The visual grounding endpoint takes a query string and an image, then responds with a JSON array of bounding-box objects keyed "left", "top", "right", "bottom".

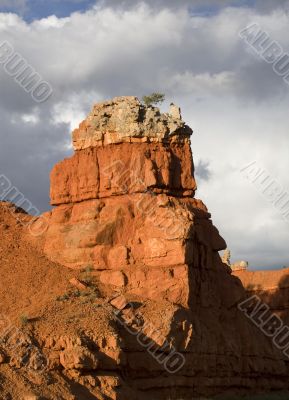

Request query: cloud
[
  {"left": 254, "top": 0, "right": 289, "bottom": 13},
  {"left": 195, "top": 160, "right": 211, "bottom": 182},
  {"left": 0, "top": 107, "right": 72, "bottom": 212},
  {"left": 98, "top": 0, "right": 289, "bottom": 15},
  {"left": 0, "top": 2, "right": 289, "bottom": 268}
]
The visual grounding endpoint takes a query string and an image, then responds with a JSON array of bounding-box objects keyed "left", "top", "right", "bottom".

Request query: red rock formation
[
  {"left": 44, "top": 96, "right": 225, "bottom": 308},
  {"left": 28, "top": 96, "right": 289, "bottom": 399},
  {"left": 50, "top": 142, "right": 196, "bottom": 205},
  {"left": 234, "top": 268, "right": 289, "bottom": 323}
]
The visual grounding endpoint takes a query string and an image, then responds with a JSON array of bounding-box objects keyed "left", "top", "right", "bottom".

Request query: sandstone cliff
[
  {"left": 234, "top": 268, "right": 289, "bottom": 325},
  {"left": 44, "top": 96, "right": 221, "bottom": 307},
  {"left": 1, "top": 97, "right": 289, "bottom": 400}
]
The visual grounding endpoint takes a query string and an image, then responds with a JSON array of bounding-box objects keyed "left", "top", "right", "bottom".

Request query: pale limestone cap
[{"left": 72, "top": 96, "right": 192, "bottom": 150}]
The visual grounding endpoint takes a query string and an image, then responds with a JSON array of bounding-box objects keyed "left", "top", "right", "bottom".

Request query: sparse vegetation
[
  {"left": 85, "top": 265, "right": 93, "bottom": 273},
  {"left": 82, "top": 275, "right": 92, "bottom": 284},
  {"left": 142, "top": 92, "right": 165, "bottom": 107},
  {"left": 79, "top": 265, "right": 95, "bottom": 286},
  {"left": 19, "top": 314, "right": 29, "bottom": 326},
  {"left": 56, "top": 284, "right": 99, "bottom": 304},
  {"left": 56, "top": 293, "right": 70, "bottom": 302}
]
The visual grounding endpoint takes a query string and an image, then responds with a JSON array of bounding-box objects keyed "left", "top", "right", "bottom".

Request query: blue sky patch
[{"left": 0, "top": 0, "right": 96, "bottom": 21}]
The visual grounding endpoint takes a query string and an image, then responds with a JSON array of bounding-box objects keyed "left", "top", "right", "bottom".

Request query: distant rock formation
[
  {"left": 233, "top": 267, "right": 289, "bottom": 322},
  {"left": 231, "top": 260, "right": 249, "bottom": 271},
  {"left": 222, "top": 248, "right": 248, "bottom": 271}
]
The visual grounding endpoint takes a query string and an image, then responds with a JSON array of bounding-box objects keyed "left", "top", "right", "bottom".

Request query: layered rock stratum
[{"left": 1, "top": 97, "right": 289, "bottom": 399}]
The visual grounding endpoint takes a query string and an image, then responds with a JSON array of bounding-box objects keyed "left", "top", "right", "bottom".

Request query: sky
[{"left": 0, "top": 0, "right": 289, "bottom": 269}]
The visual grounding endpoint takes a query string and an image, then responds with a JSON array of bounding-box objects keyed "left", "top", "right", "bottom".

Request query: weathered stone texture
[
  {"left": 72, "top": 96, "right": 192, "bottom": 150},
  {"left": 50, "top": 141, "right": 196, "bottom": 205},
  {"left": 32, "top": 97, "right": 289, "bottom": 399}
]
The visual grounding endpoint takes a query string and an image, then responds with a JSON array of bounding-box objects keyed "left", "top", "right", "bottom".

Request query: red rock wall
[
  {"left": 50, "top": 141, "right": 196, "bottom": 205},
  {"left": 47, "top": 130, "right": 204, "bottom": 308},
  {"left": 234, "top": 268, "right": 289, "bottom": 323},
  {"left": 44, "top": 190, "right": 226, "bottom": 308}
]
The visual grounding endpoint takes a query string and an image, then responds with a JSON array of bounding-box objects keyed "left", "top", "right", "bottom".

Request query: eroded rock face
[
  {"left": 43, "top": 96, "right": 224, "bottom": 308},
  {"left": 29, "top": 97, "right": 289, "bottom": 399},
  {"left": 50, "top": 141, "right": 196, "bottom": 205},
  {"left": 44, "top": 194, "right": 225, "bottom": 306}
]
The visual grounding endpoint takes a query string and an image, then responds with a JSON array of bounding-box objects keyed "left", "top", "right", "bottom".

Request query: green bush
[
  {"left": 20, "top": 314, "right": 29, "bottom": 325},
  {"left": 142, "top": 93, "right": 165, "bottom": 107}
]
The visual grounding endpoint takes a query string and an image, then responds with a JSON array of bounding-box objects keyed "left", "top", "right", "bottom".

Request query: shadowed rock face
[
  {"left": 234, "top": 268, "right": 289, "bottom": 324},
  {"left": 25, "top": 97, "right": 289, "bottom": 399}
]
